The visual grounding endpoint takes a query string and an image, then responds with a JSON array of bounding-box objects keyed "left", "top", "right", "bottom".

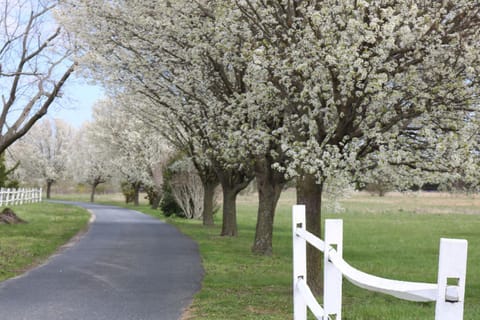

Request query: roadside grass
[
  {"left": 52, "top": 191, "right": 480, "bottom": 319},
  {"left": 51, "top": 192, "right": 129, "bottom": 204},
  {"left": 132, "top": 191, "right": 480, "bottom": 320},
  {"left": 0, "top": 202, "right": 90, "bottom": 282}
]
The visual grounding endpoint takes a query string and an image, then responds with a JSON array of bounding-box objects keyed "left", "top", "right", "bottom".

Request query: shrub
[
  {"left": 159, "top": 180, "right": 183, "bottom": 217},
  {"left": 120, "top": 181, "right": 136, "bottom": 203}
]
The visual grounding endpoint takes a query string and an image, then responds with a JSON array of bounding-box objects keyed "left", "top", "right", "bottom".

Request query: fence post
[
  {"left": 324, "top": 219, "right": 343, "bottom": 320},
  {"left": 293, "top": 205, "right": 307, "bottom": 320},
  {"left": 435, "top": 238, "right": 468, "bottom": 320},
  {"left": 4, "top": 188, "right": 7, "bottom": 205}
]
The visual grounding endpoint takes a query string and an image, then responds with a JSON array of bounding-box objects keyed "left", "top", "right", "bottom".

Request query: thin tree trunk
[
  {"left": 296, "top": 174, "right": 323, "bottom": 295},
  {"left": 90, "top": 182, "right": 98, "bottom": 203},
  {"left": 251, "top": 157, "right": 286, "bottom": 255},
  {"left": 192, "top": 160, "right": 219, "bottom": 227},
  {"left": 46, "top": 180, "right": 54, "bottom": 199},
  {"left": 133, "top": 182, "right": 141, "bottom": 206},
  {"left": 203, "top": 180, "right": 218, "bottom": 226},
  {"left": 221, "top": 187, "right": 238, "bottom": 236},
  {"left": 151, "top": 191, "right": 161, "bottom": 209},
  {"left": 216, "top": 166, "right": 253, "bottom": 237}
]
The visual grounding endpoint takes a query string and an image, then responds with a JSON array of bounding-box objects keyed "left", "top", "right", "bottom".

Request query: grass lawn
[
  {"left": 0, "top": 202, "right": 90, "bottom": 282},
  {"left": 131, "top": 190, "right": 480, "bottom": 320}
]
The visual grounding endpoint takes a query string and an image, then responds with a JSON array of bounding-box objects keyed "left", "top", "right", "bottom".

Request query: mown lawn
[
  {"left": 133, "top": 191, "right": 480, "bottom": 320},
  {"left": 0, "top": 202, "right": 90, "bottom": 282}
]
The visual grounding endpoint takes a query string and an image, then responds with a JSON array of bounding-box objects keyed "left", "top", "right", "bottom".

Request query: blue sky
[{"left": 48, "top": 76, "right": 105, "bottom": 128}]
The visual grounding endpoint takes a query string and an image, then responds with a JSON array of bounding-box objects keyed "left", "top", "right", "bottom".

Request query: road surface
[{"left": 0, "top": 202, "right": 203, "bottom": 320}]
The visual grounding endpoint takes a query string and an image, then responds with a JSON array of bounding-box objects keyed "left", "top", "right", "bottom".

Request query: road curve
[{"left": 0, "top": 202, "right": 203, "bottom": 320}]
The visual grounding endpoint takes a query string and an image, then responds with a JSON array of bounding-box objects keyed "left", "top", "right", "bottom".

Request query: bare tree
[
  {"left": 168, "top": 158, "right": 208, "bottom": 220},
  {"left": 0, "top": 0, "right": 75, "bottom": 153}
]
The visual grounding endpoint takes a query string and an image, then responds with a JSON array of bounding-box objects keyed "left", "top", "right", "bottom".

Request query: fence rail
[
  {"left": 0, "top": 188, "right": 43, "bottom": 206},
  {"left": 292, "top": 205, "right": 468, "bottom": 320}
]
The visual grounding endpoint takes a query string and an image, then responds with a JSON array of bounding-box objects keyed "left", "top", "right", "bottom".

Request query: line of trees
[{"left": 47, "top": 0, "right": 480, "bottom": 293}]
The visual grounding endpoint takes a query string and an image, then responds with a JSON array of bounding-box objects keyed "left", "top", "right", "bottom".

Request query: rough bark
[
  {"left": 251, "top": 157, "right": 286, "bottom": 255},
  {"left": 202, "top": 180, "right": 218, "bottom": 226},
  {"left": 221, "top": 187, "right": 238, "bottom": 236},
  {"left": 296, "top": 174, "right": 323, "bottom": 295}
]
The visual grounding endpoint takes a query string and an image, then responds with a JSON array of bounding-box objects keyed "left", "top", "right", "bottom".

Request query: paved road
[{"left": 0, "top": 202, "right": 203, "bottom": 320}]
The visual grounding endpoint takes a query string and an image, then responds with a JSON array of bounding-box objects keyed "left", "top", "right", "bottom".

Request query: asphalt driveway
[{"left": 0, "top": 202, "right": 203, "bottom": 320}]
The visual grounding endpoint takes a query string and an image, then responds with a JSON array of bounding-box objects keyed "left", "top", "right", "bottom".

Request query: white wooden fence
[
  {"left": 0, "top": 188, "right": 42, "bottom": 206},
  {"left": 293, "top": 205, "right": 468, "bottom": 320}
]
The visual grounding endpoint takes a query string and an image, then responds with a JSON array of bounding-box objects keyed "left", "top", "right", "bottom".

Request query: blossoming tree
[
  {"left": 68, "top": 123, "right": 113, "bottom": 203},
  {"left": 88, "top": 96, "right": 172, "bottom": 206},
  {"left": 226, "top": 0, "right": 480, "bottom": 291},
  {"left": 8, "top": 118, "right": 74, "bottom": 198}
]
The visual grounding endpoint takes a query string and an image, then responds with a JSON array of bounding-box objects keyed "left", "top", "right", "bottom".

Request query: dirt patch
[
  {"left": 0, "top": 208, "right": 27, "bottom": 224},
  {"left": 180, "top": 306, "right": 196, "bottom": 320}
]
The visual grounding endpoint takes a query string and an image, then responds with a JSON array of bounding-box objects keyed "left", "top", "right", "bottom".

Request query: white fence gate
[
  {"left": 292, "top": 205, "right": 468, "bottom": 320},
  {"left": 0, "top": 188, "right": 43, "bottom": 206}
]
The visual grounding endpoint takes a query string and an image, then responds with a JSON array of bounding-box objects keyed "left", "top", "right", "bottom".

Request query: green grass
[
  {"left": 0, "top": 202, "right": 90, "bottom": 282},
  {"left": 130, "top": 191, "right": 480, "bottom": 320},
  {"left": 51, "top": 192, "right": 128, "bottom": 204}
]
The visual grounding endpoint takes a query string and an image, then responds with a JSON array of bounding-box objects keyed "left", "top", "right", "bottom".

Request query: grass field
[
  {"left": 0, "top": 202, "right": 90, "bottom": 282},
  {"left": 130, "top": 190, "right": 480, "bottom": 320}
]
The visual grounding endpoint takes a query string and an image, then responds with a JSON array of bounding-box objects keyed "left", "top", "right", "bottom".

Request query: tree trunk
[
  {"left": 251, "top": 157, "right": 286, "bottom": 255},
  {"left": 203, "top": 180, "right": 218, "bottom": 226},
  {"left": 192, "top": 159, "right": 219, "bottom": 227},
  {"left": 216, "top": 166, "right": 253, "bottom": 237},
  {"left": 296, "top": 174, "right": 323, "bottom": 295},
  {"left": 133, "top": 182, "right": 141, "bottom": 206},
  {"left": 46, "top": 179, "right": 54, "bottom": 199},
  {"left": 90, "top": 182, "right": 99, "bottom": 203},
  {"left": 151, "top": 191, "right": 161, "bottom": 209},
  {"left": 221, "top": 187, "right": 238, "bottom": 236}
]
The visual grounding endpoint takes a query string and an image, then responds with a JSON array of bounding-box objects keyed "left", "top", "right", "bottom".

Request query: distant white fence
[
  {"left": 0, "top": 188, "right": 42, "bottom": 206},
  {"left": 292, "top": 205, "right": 468, "bottom": 320}
]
